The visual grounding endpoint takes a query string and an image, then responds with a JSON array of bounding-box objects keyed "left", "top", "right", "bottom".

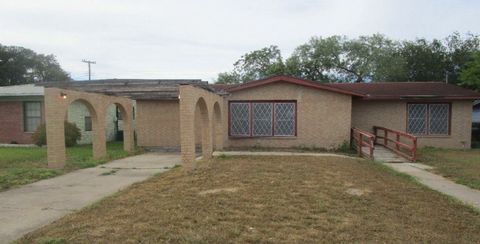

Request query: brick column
[
  {"left": 179, "top": 86, "right": 196, "bottom": 170},
  {"left": 213, "top": 103, "right": 224, "bottom": 151},
  {"left": 45, "top": 88, "right": 67, "bottom": 168},
  {"left": 202, "top": 107, "right": 212, "bottom": 160},
  {"left": 92, "top": 107, "right": 107, "bottom": 159},
  {"left": 123, "top": 103, "right": 135, "bottom": 152}
]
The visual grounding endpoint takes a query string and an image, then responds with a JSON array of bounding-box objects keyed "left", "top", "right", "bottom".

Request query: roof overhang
[
  {"left": 359, "top": 96, "right": 480, "bottom": 101},
  {"left": 225, "top": 75, "right": 365, "bottom": 97}
]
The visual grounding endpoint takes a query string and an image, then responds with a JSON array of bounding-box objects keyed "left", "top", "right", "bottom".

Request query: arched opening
[
  {"left": 194, "top": 97, "right": 210, "bottom": 159},
  {"left": 104, "top": 103, "right": 129, "bottom": 156},
  {"left": 212, "top": 102, "right": 223, "bottom": 150},
  {"left": 65, "top": 99, "right": 99, "bottom": 160}
]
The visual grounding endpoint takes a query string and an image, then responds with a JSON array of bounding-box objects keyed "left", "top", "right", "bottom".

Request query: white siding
[{"left": 67, "top": 101, "right": 117, "bottom": 144}]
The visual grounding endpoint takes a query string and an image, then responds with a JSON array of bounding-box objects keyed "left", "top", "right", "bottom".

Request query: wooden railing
[
  {"left": 351, "top": 127, "right": 375, "bottom": 160},
  {"left": 373, "top": 126, "right": 417, "bottom": 162}
]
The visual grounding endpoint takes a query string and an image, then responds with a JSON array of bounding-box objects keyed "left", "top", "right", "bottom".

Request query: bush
[{"left": 32, "top": 121, "right": 82, "bottom": 147}]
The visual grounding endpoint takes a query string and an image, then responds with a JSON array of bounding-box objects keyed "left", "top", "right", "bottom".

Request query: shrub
[
  {"left": 32, "top": 121, "right": 82, "bottom": 147},
  {"left": 336, "top": 140, "right": 355, "bottom": 154}
]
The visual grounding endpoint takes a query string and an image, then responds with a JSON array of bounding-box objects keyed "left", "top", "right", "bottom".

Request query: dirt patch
[
  {"left": 345, "top": 188, "right": 371, "bottom": 196},
  {"left": 198, "top": 187, "right": 239, "bottom": 195},
  {"left": 19, "top": 156, "right": 480, "bottom": 243}
]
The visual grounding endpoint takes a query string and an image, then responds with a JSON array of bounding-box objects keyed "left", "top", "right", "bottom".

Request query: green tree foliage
[
  {"left": 216, "top": 32, "right": 480, "bottom": 85},
  {"left": 0, "top": 44, "right": 70, "bottom": 86},
  {"left": 459, "top": 52, "right": 480, "bottom": 90},
  {"left": 337, "top": 34, "right": 406, "bottom": 82},
  {"left": 32, "top": 121, "right": 81, "bottom": 147},
  {"left": 285, "top": 36, "right": 341, "bottom": 82},
  {"left": 215, "top": 46, "right": 285, "bottom": 84}
]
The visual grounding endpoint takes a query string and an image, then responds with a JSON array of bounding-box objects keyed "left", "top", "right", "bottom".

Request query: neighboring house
[
  {"left": 473, "top": 100, "right": 480, "bottom": 124},
  {"left": 45, "top": 76, "right": 480, "bottom": 151},
  {"left": 0, "top": 84, "right": 120, "bottom": 144}
]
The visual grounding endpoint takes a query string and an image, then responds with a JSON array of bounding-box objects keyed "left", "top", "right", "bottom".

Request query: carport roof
[{"left": 38, "top": 79, "right": 213, "bottom": 100}]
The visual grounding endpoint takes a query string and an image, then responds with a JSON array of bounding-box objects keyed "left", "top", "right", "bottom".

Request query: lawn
[
  {"left": 0, "top": 141, "right": 139, "bottom": 191},
  {"left": 417, "top": 147, "right": 480, "bottom": 190},
  {"left": 19, "top": 156, "right": 480, "bottom": 243}
]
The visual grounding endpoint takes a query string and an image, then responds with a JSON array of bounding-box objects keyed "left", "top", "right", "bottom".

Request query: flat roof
[
  {"left": 0, "top": 84, "right": 44, "bottom": 97},
  {"left": 38, "top": 79, "right": 211, "bottom": 100}
]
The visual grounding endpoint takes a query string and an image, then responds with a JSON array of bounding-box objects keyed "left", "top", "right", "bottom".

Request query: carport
[{"left": 41, "top": 79, "right": 223, "bottom": 170}]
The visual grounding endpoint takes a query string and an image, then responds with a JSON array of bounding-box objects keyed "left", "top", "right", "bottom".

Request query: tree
[
  {"left": 216, "top": 32, "right": 480, "bottom": 84},
  {"left": 214, "top": 46, "right": 285, "bottom": 84},
  {"left": 285, "top": 36, "right": 342, "bottom": 82},
  {"left": 0, "top": 44, "right": 70, "bottom": 86},
  {"left": 338, "top": 34, "right": 407, "bottom": 82},
  {"left": 400, "top": 33, "right": 480, "bottom": 83},
  {"left": 444, "top": 32, "right": 480, "bottom": 84},
  {"left": 215, "top": 71, "right": 242, "bottom": 84},
  {"left": 459, "top": 52, "right": 480, "bottom": 91}
]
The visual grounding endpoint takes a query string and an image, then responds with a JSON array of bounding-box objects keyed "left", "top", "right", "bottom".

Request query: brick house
[
  {"left": 36, "top": 76, "right": 480, "bottom": 168},
  {"left": 43, "top": 76, "right": 479, "bottom": 149},
  {"left": 0, "top": 84, "right": 119, "bottom": 144}
]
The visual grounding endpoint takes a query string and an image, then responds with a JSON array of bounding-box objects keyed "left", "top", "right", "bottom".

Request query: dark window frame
[
  {"left": 228, "top": 100, "right": 297, "bottom": 138},
  {"left": 406, "top": 102, "right": 451, "bottom": 136},
  {"left": 23, "top": 101, "right": 42, "bottom": 133},
  {"left": 84, "top": 116, "right": 92, "bottom": 131}
]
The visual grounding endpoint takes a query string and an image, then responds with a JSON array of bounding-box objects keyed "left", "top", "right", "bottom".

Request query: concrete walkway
[
  {"left": 213, "top": 151, "right": 357, "bottom": 159},
  {"left": 0, "top": 153, "right": 180, "bottom": 243},
  {"left": 385, "top": 162, "right": 480, "bottom": 210}
]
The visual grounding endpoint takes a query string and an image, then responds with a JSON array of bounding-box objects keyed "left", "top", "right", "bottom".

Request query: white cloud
[{"left": 1, "top": 0, "right": 479, "bottom": 81}]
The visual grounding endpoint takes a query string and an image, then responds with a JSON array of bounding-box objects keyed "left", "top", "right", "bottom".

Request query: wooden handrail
[
  {"left": 351, "top": 127, "right": 375, "bottom": 160},
  {"left": 373, "top": 126, "right": 417, "bottom": 161}
]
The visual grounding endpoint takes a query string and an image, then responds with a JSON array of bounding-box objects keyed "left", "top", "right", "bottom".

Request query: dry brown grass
[
  {"left": 418, "top": 148, "right": 480, "bottom": 190},
  {"left": 19, "top": 156, "right": 480, "bottom": 243}
]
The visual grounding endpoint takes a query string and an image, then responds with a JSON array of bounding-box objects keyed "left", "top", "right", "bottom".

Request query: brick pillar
[
  {"left": 179, "top": 86, "right": 196, "bottom": 170},
  {"left": 201, "top": 107, "right": 212, "bottom": 160},
  {"left": 123, "top": 103, "right": 135, "bottom": 153},
  {"left": 92, "top": 109, "right": 107, "bottom": 159},
  {"left": 213, "top": 103, "right": 223, "bottom": 151},
  {"left": 45, "top": 88, "right": 67, "bottom": 168}
]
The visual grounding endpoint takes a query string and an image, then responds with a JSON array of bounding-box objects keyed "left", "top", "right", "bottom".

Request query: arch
[
  {"left": 65, "top": 98, "right": 106, "bottom": 161},
  {"left": 45, "top": 87, "right": 134, "bottom": 168},
  {"left": 179, "top": 85, "right": 223, "bottom": 170},
  {"left": 104, "top": 102, "right": 134, "bottom": 152},
  {"left": 212, "top": 102, "right": 223, "bottom": 150},
  {"left": 194, "top": 97, "right": 211, "bottom": 159}
]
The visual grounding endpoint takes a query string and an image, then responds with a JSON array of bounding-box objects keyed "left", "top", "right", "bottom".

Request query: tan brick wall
[
  {"left": 224, "top": 82, "right": 352, "bottom": 149},
  {"left": 351, "top": 99, "right": 473, "bottom": 149},
  {"left": 179, "top": 85, "right": 224, "bottom": 169},
  {"left": 136, "top": 100, "right": 180, "bottom": 148}
]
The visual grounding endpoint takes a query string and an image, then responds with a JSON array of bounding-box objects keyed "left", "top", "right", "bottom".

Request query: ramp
[
  {"left": 352, "top": 126, "right": 418, "bottom": 163},
  {"left": 370, "top": 145, "right": 409, "bottom": 163}
]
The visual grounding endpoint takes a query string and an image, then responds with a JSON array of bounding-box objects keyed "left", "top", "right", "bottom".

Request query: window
[
  {"left": 407, "top": 103, "right": 450, "bottom": 135},
  {"left": 229, "top": 101, "right": 296, "bottom": 137},
  {"left": 274, "top": 103, "right": 296, "bottom": 136},
  {"left": 230, "top": 103, "right": 250, "bottom": 136},
  {"left": 253, "top": 103, "right": 272, "bottom": 136},
  {"left": 85, "top": 116, "right": 92, "bottom": 131},
  {"left": 116, "top": 107, "right": 123, "bottom": 120},
  {"left": 24, "top": 102, "right": 42, "bottom": 132}
]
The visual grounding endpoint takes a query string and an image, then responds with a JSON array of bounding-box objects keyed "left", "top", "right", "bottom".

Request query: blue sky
[{"left": 1, "top": 0, "right": 479, "bottom": 82}]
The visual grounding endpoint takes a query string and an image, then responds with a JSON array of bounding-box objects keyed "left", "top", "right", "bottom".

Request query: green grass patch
[
  {"left": 0, "top": 141, "right": 141, "bottom": 190},
  {"left": 417, "top": 147, "right": 480, "bottom": 190}
]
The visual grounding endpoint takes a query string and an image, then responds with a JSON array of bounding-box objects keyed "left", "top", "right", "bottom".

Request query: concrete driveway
[{"left": 0, "top": 153, "right": 180, "bottom": 243}]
